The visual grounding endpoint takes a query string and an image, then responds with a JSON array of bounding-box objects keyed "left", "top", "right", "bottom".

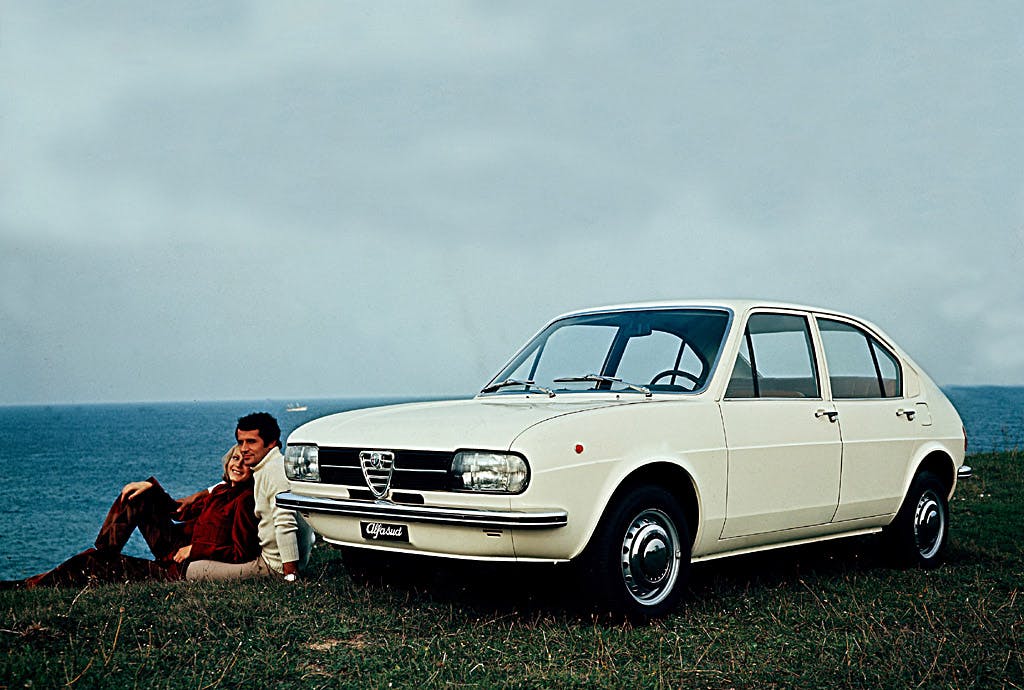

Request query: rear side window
[
  {"left": 818, "top": 318, "right": 902, "bottom": 398},
  {"left": 725, "top": 313, "right": 820, "bottom": 399}
]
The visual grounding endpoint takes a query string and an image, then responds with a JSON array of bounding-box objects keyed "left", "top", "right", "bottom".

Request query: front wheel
[
  {"left": 885, "top": 471, "right": 950, "bottom": 568},
  {"left": 581, "top": 485, "right": 691, "bottom": 619}
]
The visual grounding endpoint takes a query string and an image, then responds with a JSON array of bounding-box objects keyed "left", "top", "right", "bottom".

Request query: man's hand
[
  {"left": 120, "top": 480, "right": 153, "bottom": 502},
  {"left": 174, "top": 488, "right": 210, "bottom": 518},
  {"left": 172, "top": 545, "right": 192, "bottom": 563}
]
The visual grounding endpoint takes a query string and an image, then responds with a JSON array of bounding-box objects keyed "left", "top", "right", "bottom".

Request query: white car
[{"left": 278, "top": 300, "right": 970, "bottom": 617}]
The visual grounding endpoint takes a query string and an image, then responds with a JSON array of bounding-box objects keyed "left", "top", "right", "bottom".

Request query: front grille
[{"left": 318, "top": 447, "right": 453, "bottom": 492}]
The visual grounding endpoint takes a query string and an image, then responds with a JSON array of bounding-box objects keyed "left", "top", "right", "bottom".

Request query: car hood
[{"left": 286, "top": 397, "right": 633, "bottom": 451}]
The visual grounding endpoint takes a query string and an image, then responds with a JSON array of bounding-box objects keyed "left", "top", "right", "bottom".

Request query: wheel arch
[
  {"left": 600, "top": 461, "right": 700, "bottom": 549},
  {"left": 910, "top": 448, "right": 957, "bottom": 499}
]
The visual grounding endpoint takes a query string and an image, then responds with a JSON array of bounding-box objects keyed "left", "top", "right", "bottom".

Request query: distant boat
[{"left": 285, "top": 403, "right": 308, "bottom": 412}]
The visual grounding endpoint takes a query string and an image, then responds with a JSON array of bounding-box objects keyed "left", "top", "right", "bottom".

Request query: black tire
[
  {"left": 885, "top": 470, "right": 950, "bottom": 569},
  {"left": 581, "top": 485, "right": 691, "bottom": 619}
]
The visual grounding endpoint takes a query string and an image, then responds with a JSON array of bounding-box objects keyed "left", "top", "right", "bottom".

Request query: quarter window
[
  {"left": 818, "top": 318, "right": 902, "bottom": 398},
  {"left": 725, "top": 314, "right": 820, "bottom": 398}
]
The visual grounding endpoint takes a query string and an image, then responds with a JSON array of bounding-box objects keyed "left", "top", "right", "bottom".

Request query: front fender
[{"left": 508, "top": 400, "right": 727, "bottom": 561}]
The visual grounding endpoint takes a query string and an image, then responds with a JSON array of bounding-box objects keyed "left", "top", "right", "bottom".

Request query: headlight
[
  {"left": 284, "top": 444, "right": 319, "bottom": 481},
  {"left": 451, "top": 451, "right": 529, "bottom": 494}
]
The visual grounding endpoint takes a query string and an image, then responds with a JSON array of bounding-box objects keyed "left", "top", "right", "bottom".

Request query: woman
[{"left": 20, "top": 446, "right": 259, "bottom": 587}]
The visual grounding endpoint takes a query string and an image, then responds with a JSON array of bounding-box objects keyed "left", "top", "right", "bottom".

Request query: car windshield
[{"left": 483, "top": 308, "right": 731, "bottom": 396}]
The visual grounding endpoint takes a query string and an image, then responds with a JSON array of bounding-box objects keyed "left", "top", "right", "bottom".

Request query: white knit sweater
[{"left": 252, "top": 447, "right": 312, "bottom": 573}]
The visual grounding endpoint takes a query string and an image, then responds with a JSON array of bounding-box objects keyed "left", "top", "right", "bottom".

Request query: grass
[{"left": 2, "top": 451, "right": 1021, "bottom": 689}]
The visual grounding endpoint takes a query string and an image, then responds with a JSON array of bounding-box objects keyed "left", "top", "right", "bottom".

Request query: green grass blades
[{"left": 2, "top": 450, "right": 1021, "bottom": 689}]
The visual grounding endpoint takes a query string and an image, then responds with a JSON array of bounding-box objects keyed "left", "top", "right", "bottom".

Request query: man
[{"left": 186, "top": 412, "right": 312, "bottom": 581}]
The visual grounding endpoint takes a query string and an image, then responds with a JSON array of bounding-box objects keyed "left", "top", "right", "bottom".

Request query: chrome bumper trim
[
  {"left": 276, "top": 492, "right": 568, "bottom": 529},
  {"left": 957, "top": 465, "right": 973, "bottom": 480}
]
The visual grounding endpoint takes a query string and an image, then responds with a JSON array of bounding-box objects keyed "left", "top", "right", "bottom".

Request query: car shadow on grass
[
  {"left": 686, "top": 534, "right": 891, "bottom": 596},
  {"left": 308, "top": 533, "right": 987, "bottom": 623},
  {"left": 311, "top": 545, "right": 585, "bottom": 618}
]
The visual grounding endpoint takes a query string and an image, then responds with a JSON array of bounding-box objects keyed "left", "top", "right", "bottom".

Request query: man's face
[{"left": 236, "top": 428, "right": 273, "bottom": 467}]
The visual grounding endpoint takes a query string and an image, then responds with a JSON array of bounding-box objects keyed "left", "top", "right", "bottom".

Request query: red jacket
[{"left": 184, "top": 481, "right": 259, "bottom": 563}]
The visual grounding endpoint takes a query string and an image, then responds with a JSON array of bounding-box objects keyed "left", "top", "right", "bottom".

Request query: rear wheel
[
  {"left": 582, "top": 485, "right": 690, "bottom": 619},
  {"left": 885, "top": 471, "right": 949, "bottom": 568}
]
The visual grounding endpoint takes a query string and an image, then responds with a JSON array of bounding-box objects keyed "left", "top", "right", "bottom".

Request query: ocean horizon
[{"left": 0, "top": 387, "right": 1020, "bottom": 581}]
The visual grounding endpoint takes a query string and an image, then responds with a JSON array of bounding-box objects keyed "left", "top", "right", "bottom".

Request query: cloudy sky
[{"left": 2, "top": 2, "right": 1022, "bottom": 405}]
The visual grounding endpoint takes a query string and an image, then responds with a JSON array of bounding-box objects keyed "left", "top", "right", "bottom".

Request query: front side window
[
  {"left": 725, "top": 313, "right": 820, "bottom": 398},
  {"left": 484, "top": 309, "right": 731, "bottom": 395},
  {"left": 818, "top": 318, "right": 902, "bottom": 398}
]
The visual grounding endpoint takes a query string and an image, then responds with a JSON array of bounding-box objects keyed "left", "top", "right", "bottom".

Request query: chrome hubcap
[
  {"left": 914, "top": 489, "right": 945, "bottom": 559},
  {"left": 620, "top": 509, "right": 680, "bottom": 605}
]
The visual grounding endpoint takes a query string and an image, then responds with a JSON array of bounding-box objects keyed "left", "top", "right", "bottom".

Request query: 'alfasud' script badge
[{"left": 360, "top": 521, "right": 409, "bottom": 542}]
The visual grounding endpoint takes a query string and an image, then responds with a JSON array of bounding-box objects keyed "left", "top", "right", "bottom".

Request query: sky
[{"left": 2, "top": 2, "right": 1022, "bottom": 405}]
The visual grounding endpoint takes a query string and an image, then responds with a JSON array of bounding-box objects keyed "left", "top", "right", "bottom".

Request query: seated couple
[{"left": 19, "top": 412, "right": 312, "bottom": 588}]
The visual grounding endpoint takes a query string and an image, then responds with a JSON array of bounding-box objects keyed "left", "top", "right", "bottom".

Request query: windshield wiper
[
  {"left": 553, "top": 374, "right": 651, "bottom": 397},
  {"left": 480, "top": 378, "right": 556, "bottom": 397}
]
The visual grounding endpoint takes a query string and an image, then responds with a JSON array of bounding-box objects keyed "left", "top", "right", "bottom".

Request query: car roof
[{"left": 556, "top": 299, "right": 858, "bottom": 320}]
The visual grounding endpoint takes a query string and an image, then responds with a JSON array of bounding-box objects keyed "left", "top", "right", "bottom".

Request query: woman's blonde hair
[{"left": 220, "top": 444, "right": 246, "bottom": 484}]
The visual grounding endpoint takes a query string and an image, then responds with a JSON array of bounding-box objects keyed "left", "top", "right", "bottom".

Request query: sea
[{"left": 0, "top": 387, "right": 1020, "bottom": 581}]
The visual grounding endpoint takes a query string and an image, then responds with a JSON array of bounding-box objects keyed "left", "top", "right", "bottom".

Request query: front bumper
[
  {"left": 958, "top": 465, "right": 973, "bottom": 480},
  {"left": 276, "top": 492, "right": 568, "bottom": 529}
]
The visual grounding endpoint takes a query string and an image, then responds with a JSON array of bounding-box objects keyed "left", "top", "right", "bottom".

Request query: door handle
[
  {"left": 896, "top": 408, "right": 916, "bottom": 421},
  {"left": 815, "top": 408, "right": 839, "bottom": 422}
]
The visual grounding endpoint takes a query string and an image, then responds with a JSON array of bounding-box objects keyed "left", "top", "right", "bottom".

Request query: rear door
[{"left": 815, "top": 316, "right": 918, "bottom": 521}]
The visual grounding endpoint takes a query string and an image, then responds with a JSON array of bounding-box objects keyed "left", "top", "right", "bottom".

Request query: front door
[{"left": 720, "top": 312, "right": 842, "bottom": 539}]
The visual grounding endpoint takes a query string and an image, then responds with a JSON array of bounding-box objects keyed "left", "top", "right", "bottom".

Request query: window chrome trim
[{"left": 276, "top": 492, "right": 568, "bottom": 529}]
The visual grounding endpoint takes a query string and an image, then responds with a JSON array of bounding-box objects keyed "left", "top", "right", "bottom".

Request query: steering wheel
[{"left": 648, "top": 369, "right": 701, "bottom": 389}]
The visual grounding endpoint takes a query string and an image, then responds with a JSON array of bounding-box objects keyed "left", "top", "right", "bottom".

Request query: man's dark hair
[{"left": 237, "top": 411, "right": 281, "bottom": 448}]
